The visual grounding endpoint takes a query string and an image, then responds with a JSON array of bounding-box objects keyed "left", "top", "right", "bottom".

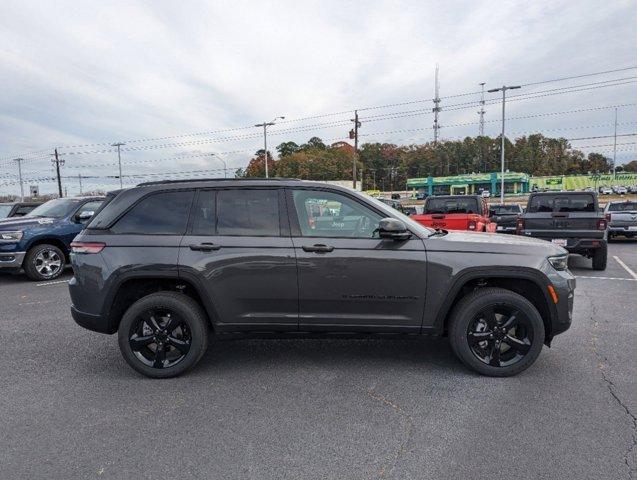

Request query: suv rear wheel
[
  {"left": 24, "top": 244, "right": 65, "bottom": 281},
  {"left": 448, "top": 287, "right": 545, "bottom": 377},
  {"left": 117, "top": 292, "right": 209, "bottom": 378}
]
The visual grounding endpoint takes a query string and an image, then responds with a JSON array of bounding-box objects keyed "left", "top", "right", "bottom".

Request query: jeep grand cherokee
[{"left": 69, "top": 179, "right": 575, "bottom": 378}]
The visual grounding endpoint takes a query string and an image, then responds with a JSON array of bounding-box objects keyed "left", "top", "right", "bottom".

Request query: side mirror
[
  {"left": 378, "top": 218, "right": 411, "bottom": 241},
  {"left": 76, "top": 211, "right": 94, "bottom": 222}
]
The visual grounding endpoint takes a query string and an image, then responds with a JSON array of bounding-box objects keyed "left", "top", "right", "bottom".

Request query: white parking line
[
  {"left": 613, "top": 255, "right": 637, "bottom": 280},
  {"left": 36, "top": 279, "right": 70, "bottom": 287},
  {"left": 576, "top": 275, "right": 637, "bottom": 282}
]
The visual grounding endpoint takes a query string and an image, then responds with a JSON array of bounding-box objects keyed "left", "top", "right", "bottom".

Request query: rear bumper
[
  {"left": 0, "top": 251, "right": 25, "bottom": 269},
  {"left": 609, "top": 225, "right": 637, "bottom": 235},
  {"left": 71, "top": 305, "right": 113, "bottom": 334}
]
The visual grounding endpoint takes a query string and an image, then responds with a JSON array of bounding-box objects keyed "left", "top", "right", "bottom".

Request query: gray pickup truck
[
  {"left": 518, "top": 192, "right": 608, "bottom": 270},
  {"left": 604, "top": 200, "right": 637, "bottom": 239}
]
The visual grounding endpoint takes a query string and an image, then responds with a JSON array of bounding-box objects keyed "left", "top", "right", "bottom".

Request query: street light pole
[
  {"left": 488, "top": 85, "right": 521, "bottom": 203},
  {"left": 211, "top": 153, "right": 228, "bottom": 178},
  {"left": 111, "top": 142, "right": 125, "bottom": 188},
  {"left": 255, "top": 117, "right": 285, "bottom": 178},
  {"left": 14, "top": 158, "right": 24, "bottom": 201},
  {"left": 612, "top": 107, "right": 618, "bottom": 177}
]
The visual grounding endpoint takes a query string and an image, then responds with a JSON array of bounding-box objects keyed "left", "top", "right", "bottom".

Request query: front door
[
  {"left": 178, "top": 188, "right": 298, "bottom": 332},
  {"left": 288, "top": 188, "right": 428, "bottom": 332}
]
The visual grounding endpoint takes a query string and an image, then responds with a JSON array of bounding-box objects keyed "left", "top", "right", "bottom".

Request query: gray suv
[{"left": 69, "top": 179, "right": 575, "bottom": 378}]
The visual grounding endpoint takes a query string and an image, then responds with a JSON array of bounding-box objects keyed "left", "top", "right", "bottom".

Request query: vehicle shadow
[{"left": 195, "top": 336, "right": 463, "bottom": 376}]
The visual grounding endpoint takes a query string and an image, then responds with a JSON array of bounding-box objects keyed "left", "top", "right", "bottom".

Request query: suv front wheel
[
  {"left": 448, "top": 287, "right": 545, "bottom": 377},
  {"left": 117, "top": 292, "right": 209, "bottom": 378}
]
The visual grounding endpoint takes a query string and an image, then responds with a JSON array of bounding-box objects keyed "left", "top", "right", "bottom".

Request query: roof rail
[{"left": 136, "top": 178, "right": 301, "bottom": 187}]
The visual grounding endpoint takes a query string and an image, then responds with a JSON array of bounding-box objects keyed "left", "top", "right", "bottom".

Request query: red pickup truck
[{"left": 411, "top": 195, "right": 497, "bottom": 232}]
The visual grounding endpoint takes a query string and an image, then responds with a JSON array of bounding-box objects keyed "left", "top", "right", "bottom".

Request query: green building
[{"left": 407, "top": 172, "right": 530, "bottom": 196}]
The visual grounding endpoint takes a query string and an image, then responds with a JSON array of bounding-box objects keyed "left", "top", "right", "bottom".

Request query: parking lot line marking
[
  {"left": 613, "top": 255, "right": 637, "bottom": 280},
  {"left": 36, "top": 279, "right": 70, "bottom": 287},
  {"left": 576, "top": 275, "right": 637, "bottom": 282}
]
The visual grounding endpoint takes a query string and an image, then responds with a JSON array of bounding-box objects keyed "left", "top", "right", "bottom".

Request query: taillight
[
  {"left": 468, "top": 220, "right": 477, "bottom": 230},
  {"left": 71, "top": 242, "right": 106, "bottom": 254},
  {"left": 516, "top": 217, "right": 524, "bottom": 233},
  {"left": 605, "top": 213, "right": 611, "bottom": 222},
  {"left": 596, "top": 219, "right": 607, "bottom": 231}
]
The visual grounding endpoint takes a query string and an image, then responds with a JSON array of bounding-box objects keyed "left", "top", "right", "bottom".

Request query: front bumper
[
  {"left": 548, "top": 270, "right": 576, "bottom": 339},
  {"left": 0, "top": 251, "right": 26, "bottom": 269}
]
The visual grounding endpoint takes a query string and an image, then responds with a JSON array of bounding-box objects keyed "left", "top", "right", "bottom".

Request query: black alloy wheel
[
  {"left": 467, "top": 305, "right": 532, "bottom": 368},
  {"left": 129, "top": 308, "right": 192, "bottom": 369},
  {"left": 118, "top": 292, "right": 209, "bottom": 378},
  {"left": 448, "top": 287, "right": 545, "bottom": 377}
]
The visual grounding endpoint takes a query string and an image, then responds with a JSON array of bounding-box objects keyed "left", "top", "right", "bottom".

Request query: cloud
[{"left": 0, "top": 0, "right": 635, "bottom": 195}]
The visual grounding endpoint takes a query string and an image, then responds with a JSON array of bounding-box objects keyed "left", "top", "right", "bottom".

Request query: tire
[
  {"left": 592, "top": 242, "right": 607, "bottom": 271},
  {"left": 448, "top": 287, "right": 545, "bottom": 377},
  {"left": 24, "top": 244, "right": 65, "bottom": 281},
  {"left": 117, "top": 292, "right": 209, "bottom": 378}
]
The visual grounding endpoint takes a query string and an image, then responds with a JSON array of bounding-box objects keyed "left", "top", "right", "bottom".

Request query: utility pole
[
  {"left": 51, "top": 148, "right": 64, "bottom": 197},
  {"left": 488, "top": 85, "right": 521, "bottom": 203},
  {"left": 111, "top": 142, "right": 125, "bottom": 188},
  {"left": 432, "top": 64, "right": 441, "bottom": 145},
  {"left": 255, "top": 117, "right": 285, "bottom": 178},
  {"left": 612, "top": 107, "right": 618, "bottom": 177},
  {"left": 210, "top": 153, "right": 228, "bottom": 178},
  {"left": 78, "top": 173, "right": 83, "bottom": 195},
  {"left": 14, "top": 158, "right": 24, "bottom": 201},
  {"left": 478, "top": 82, "right": 486, "bottom": 136},
  {"left": 350, "top": 110, "right": 361, "bottom": 189}
]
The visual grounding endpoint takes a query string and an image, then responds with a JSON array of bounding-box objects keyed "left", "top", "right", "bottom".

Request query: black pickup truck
[{"left": 517, "top": 192, "right": 608, "bottom": 270}]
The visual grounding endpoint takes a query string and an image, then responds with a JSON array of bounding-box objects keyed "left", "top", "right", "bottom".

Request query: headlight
[
  {"left": 0, "top": 231, "right": 23, "bottom": 242},
  {"left": 548, "top": 255, "right": 568, "bottom": 271}
]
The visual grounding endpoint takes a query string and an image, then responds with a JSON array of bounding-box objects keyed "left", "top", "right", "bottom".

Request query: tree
[
  {"left": 276, "top": 141, "right": 299, "bottom": 158},
  {"left": 245, "top": 149, "right": 275, "bottom": 177},
  {"left": 300, "top": 137, "right": 327, "bottom": 151},
  {"left": 622, "top": 160, "right": 637, "bottom": 172}
]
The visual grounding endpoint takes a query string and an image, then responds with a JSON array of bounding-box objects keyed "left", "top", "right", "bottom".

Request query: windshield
[
  {"left": 0, "top": 205, "right": 12, "bottom": 218},
  {"left": 491, "top": 205, "right": 521, "bottom": 215},
  {"left": 25, "top": 198, "right": 81, "bottom": 218},
  {"left": 608, "top": 202, "right": 637, "bottom": 212},
  {"left": 425, "top": 197, "right": 479, "bottom": 214},
  {"left": 363, "top": 194, "right": 434, "bottom": 236}
]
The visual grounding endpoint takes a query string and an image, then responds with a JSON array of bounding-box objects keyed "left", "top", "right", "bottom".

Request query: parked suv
[
  {"left": 70, "top": 179, "right": 575, "bottom": 378},
  {"left": 0, "top": 196, "right": 104, "bottom": 280},
  {"left": 604, "top": 200, "right": 637, "bottom": 239}
]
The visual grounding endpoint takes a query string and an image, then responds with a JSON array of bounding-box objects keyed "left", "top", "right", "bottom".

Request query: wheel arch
[
  {"left": 25, "top": 237, "right": 70, "bottom": 263},
  {"left": 434, "top": 267, "right": 557, "bottom": 344},
  {"left": 103, "top": 271, "right": 217, "bottom": 333}
]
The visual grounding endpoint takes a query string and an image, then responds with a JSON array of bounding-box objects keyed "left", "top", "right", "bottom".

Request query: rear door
[
  {"left": 178, "top": 188, "right": 298, "bottom": 331},
  {"left": 288, "top": 187, "right": 427, "bottom": 332}
]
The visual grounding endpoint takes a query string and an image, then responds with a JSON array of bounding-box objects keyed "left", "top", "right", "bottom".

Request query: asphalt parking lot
[{"left": 1, "top": 241, "right": 636, "bottom": 480}]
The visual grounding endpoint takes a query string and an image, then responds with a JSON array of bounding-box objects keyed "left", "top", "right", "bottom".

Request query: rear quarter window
[{"left": 111, "top": 191, "right": 194, "bottom": 234}]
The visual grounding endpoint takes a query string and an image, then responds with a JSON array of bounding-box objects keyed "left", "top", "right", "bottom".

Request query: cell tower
[
  {"left": 432, "top": 64, "right": 441, "bottom": 144},
  {"left": 478, "top": 82, "right": 486, "bottom": 136}
]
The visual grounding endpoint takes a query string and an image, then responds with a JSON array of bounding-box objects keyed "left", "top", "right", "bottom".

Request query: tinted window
[
  {"left": 191, "top": 190, "right": 216, "bottom": 236},
  {"left": 14, "top": 205, "right": 37, "bottom": 216},
  {"left": 217, "top": 189, "right": 280, "bottom": 236},
  {"left": 424, "top": 197, "right": 479, "bottom": 214},
  {"left": 292, "top": 190, "right": 381, "bottom": 238},
  {"left": 608, "top": 202, "right": 637, "bottom": 212},
  {"left": 528, "top": 194, "right": 595, "bottom": 213},
  {"left": 491, "top": 205, "right": 521, "bottom": 215},
  {"left": 112, "top": 191, "right": 193, "bottom": 234}
]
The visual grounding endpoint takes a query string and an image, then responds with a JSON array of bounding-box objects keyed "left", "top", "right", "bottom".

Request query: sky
[{"left": 0, "top": 0, "right": 636, "bottom": 196}]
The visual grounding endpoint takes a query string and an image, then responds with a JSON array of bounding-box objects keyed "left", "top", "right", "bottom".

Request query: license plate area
[{"left": 551, "top": 238, "right": 568, "bottom": 246}]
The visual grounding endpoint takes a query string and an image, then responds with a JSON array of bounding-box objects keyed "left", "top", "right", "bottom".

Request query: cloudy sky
[{"left": 1, "top": 0, "right": 636, "bottom": 196}]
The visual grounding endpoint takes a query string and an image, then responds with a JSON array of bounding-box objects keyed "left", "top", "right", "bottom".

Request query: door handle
[
  {"left": 189, "top": 242, "right": 222, "bottom": 252},
  {"left": 302, "top": 244, "right": 335, "bottom": 253}
]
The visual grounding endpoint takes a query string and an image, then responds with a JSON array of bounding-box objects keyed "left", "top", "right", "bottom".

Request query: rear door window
[
  {"left": 216, "top": 189, "right": 280, "bottom": 236},
  {"left": 112, "top": 191, "right": 194, "bottom": 234},
  {"left": 424, "top": 198, "right": 479, "bottom": 214}
]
